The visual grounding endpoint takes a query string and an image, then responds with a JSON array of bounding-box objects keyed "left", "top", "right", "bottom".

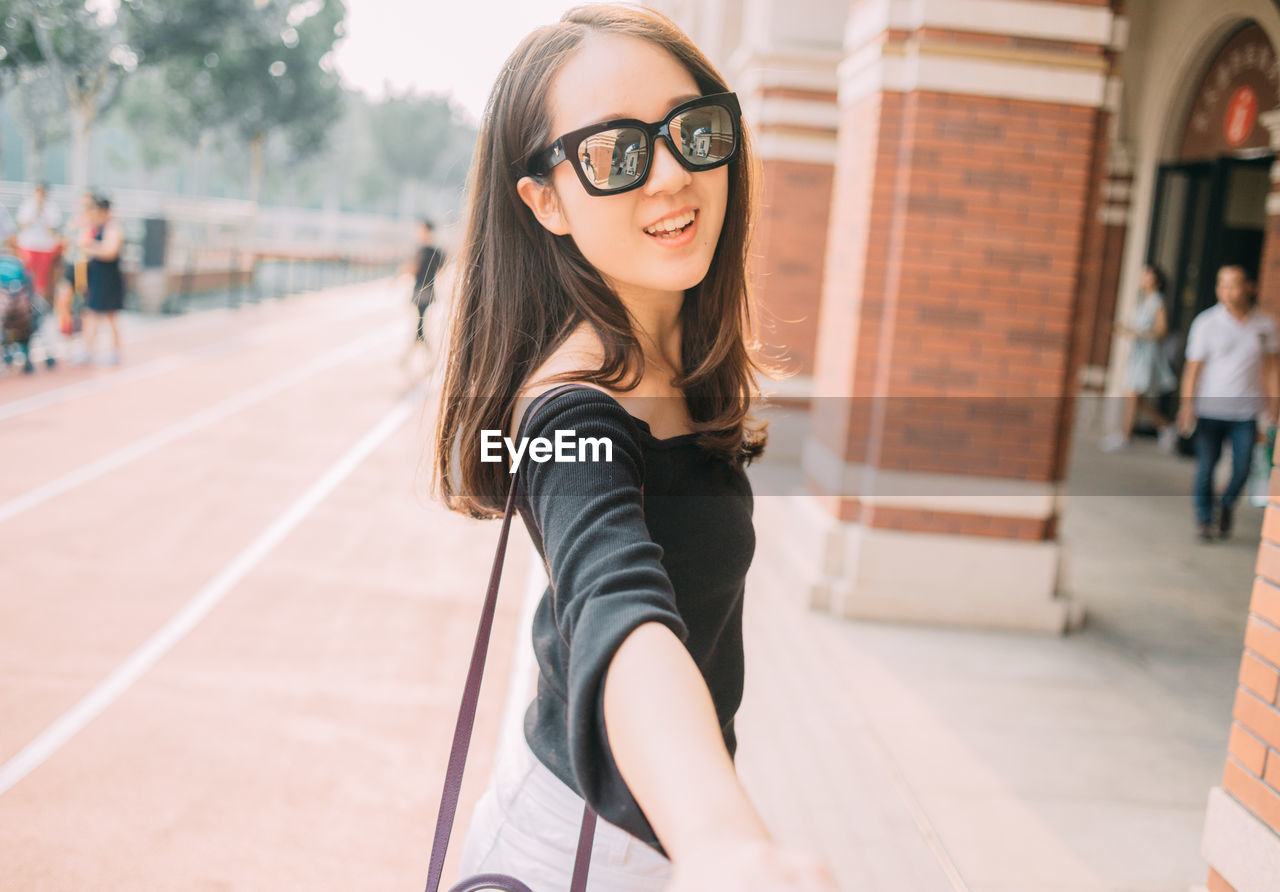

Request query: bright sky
[{"left": 331, "top": 0, "right": 609, "bottom": 124}]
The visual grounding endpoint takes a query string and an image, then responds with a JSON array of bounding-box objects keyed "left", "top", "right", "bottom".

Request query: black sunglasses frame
[{"left": 522, "top": 92, "right": 742, "bottom": 196}]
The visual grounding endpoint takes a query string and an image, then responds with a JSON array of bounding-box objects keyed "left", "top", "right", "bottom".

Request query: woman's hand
[{"left": 667, "top": 838, "right": 838, "bottom": 892}]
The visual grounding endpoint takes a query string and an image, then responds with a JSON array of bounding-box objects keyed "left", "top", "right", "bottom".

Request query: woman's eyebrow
[{"left": 589, "top": 93, "right": 704, "bottom": 123}]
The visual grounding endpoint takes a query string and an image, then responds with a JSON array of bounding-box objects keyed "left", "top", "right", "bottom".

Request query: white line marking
[
  {"left": 0, "top": 386, "right": 422, "bottom": 796},
  {"left": 0, "top": 355, "right": 189, "bottom": 422},
  {"left": 0, "top": 287, "right": 398, "bottom": 423},
  {"left": 0, "top": 325, "right": 399, "bottom": 526}
]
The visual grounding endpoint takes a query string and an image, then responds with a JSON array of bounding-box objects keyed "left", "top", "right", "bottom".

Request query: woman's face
[
  {"left": 1141, "top": 268, "right": 1157, "bottom": 293},
  {"left": 517, "top": 32, "right": 729, "bottom": 305}
]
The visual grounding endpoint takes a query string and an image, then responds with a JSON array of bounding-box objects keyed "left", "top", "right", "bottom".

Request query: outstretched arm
[{"left": 605, "top": 623, "right": 836, "bottom": 890}]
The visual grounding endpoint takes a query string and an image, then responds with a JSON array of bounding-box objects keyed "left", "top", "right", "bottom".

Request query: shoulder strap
[{"left": 425, "top": 383, "right": 598, "bottom": 892}]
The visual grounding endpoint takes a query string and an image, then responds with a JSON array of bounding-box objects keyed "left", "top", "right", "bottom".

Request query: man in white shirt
[
  {"left": 1178, "top": 266, "right": 1280, "bottom": 540},
  {"left": 16, "top": 183, "right": 63, "bottom": 301}
]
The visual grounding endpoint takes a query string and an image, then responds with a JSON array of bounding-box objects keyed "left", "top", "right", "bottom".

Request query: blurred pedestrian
[
  {"left": 1178, "top": 265, "right": 1280, "bottom": 541},
  {"left": 398, "top": 218, "right": 445, "bottom": 366},
  {"left": 1101, "top": 264, "right": 1178, "bottom": 452},
  {"left": 56, "top": 190, "right": 95, "bottom": 358},
  {"left": 76, "top": 195, "right": 125, "bottom": 366},
  {"left": 433, "top": 6, "right": 836, "bottom": 892},
  {"left": 0, "top": 204, "right": 17, "bottom": 255},
  {"left": 15, "top": 183, "right": 62, "bottom": 302}
]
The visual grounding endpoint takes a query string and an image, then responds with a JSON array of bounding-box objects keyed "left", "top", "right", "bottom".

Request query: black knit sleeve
[{"left": 517, "top": 389, "right": 690, "bottom": 815}]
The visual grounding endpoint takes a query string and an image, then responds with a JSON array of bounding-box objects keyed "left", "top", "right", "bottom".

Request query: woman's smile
[{"left": 642, "top": 208, "right": 699, "bottom": 247}]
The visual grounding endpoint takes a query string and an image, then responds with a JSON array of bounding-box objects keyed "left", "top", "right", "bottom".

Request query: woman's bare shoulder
[{"left": 510, "top": 325, "right": 614, "bottom": 436}]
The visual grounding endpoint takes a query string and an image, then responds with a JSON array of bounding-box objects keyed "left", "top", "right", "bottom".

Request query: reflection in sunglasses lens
[
  {"left": 579, "top": 127, "right": 647, "bottom": 189},
  {"left": 672, "top": 105, "right": 734, "bottom": 165}
]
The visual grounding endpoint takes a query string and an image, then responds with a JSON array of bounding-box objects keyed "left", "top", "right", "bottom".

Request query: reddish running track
[{"left": 0, "top": 282, "right": 528, "bottom": 890}]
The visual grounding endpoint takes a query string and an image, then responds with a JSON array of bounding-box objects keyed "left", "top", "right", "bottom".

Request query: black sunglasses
[{"left": 522, "top": 92, "right": 742, "bottom": 196}]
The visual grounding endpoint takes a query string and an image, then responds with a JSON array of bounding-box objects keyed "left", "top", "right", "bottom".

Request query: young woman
[
  {"left": 434, "top": 6, "right": 835, "bottom": 891},
  {"left": 1102, "top": 264, "right": 1178, "bottom": 452}
]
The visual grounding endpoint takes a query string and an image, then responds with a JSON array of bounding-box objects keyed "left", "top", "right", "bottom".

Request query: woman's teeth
[{"left": 644, "top": 210, "right": 696, "bottom": 236}]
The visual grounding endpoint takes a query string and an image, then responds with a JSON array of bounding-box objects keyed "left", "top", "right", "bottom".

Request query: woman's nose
[{"left": 643, "top": 137, "right": 692, "bottom": 195}]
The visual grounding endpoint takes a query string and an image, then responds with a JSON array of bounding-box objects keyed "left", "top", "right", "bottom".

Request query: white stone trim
[
  {"left": 757, "top": 95, "right": 839, "bottom": 129},
  {"left": 784, "top": 495, "right": 1076, "bottom": 632},
  {"left": 1104, "top": 74, "right": 1123, "bottom": 113},
  {"left": 1202, "top": 786, "right": 1280, "bottom": 892},
  {"left": 755, "top": 131, "right": 839, "bottom": 164},
  {"left": 839, "top": 40, "right": 1108, "bottom": 108},
  {"left": 837, "top": 40, "right": 901, "bottom": 107},
  {"left": 1078, "top": 364, "right": 1107, "bottom": 389},
  {"left": 1102, "top": 179, "right": 1131, "bottom": 203},
  {"left": 801, "top": 436, "right": 1060, "bottom": 519},
  {"left": 844, "top": 0, "right": 898, "bottom": 57},
  {"left": 912, "top": 52, "right": 1107, "bottom": 106},
  {"left": 742, "top": 90, "right": 841, "bottom": 140},
  {"left": 1098, "top": 204, "right": 1131, "bottom": 226},
  {"left": 846, "top": 0, "right": 1114, "bottom": 53},
  {"left": 1268, "top": 191, "right": 1280, "bottom": 217},
  {"left": 731, "top": 48, "right": 843, "bottom": 96},
  {"left": 1109, "top": 14, "right": 1129, "bottom": 53}
]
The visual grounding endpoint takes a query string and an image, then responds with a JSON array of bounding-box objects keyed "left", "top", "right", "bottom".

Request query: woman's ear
[{"left": 516, "top": 176, "right": 571, "bottom": 236}]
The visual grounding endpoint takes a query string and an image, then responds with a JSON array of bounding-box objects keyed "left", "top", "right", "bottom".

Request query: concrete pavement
[{"left": 736, "top": 418, "right": 1255, "bottom": 891}]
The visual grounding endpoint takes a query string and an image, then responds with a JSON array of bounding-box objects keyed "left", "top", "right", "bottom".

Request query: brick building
[{"left": 649, "top": 0, "right": 1280, "bottom": 887}]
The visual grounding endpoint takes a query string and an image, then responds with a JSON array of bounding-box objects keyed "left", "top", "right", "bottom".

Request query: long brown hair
[{"left": 434, "top": 3, "right": 766, "bottom": 518}]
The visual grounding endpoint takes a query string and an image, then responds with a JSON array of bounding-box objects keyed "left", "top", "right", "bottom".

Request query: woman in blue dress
[{"left": 1102, "top": 264, "right": 1178, "bottom": 451}]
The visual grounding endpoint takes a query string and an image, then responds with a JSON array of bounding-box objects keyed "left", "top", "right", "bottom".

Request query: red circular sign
[{"left": 1224, "top": 85, "right": 1259, "bottom": 147}]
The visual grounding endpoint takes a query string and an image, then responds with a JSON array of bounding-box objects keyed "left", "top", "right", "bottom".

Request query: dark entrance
[
  {"left": 1148, "top": 154, "right": 1271, "bottom": 360},
  {"left": 1143, "top": 20, "right": 1278, "bottom": 386}
]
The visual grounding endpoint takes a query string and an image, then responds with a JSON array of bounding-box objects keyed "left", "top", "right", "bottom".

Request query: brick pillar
[
  {"left": 1199, "top": 109, "right": 1280, "bottom": 892},
  {"left": 744, "top": 70, "right": 840, "bottom": 381},
  {"left": 786, "top": 0, "right": 1123, "bottom": 632}
]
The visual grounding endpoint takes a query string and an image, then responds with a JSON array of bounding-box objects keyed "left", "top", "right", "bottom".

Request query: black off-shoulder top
[{"left": 514, "top": 387, "right": 756, "bottom": 852}]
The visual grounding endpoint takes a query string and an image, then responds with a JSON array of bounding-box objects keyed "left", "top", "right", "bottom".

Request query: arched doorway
[{"left": 1147, "top": 23, "right": 1277, "bottom": 368}]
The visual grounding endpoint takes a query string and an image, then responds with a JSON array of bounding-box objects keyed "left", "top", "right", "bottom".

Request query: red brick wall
[
  {"left": 751, "top": 159, "right": 834, "bottom": 376},
  {"left": 1209, "top": 469, "right": 1280, "bottom": 892},
  {"left": 862, "top": 91, "right": 1094, "bottom": 479}
]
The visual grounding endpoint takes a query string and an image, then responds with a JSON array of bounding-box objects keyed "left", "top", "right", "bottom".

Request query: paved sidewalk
[{"left": 734, "top": 424, "right": 1254, "bottom": 891}]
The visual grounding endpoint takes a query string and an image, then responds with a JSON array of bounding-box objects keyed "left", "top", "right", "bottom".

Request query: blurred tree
[
  {"left": 113, "top": 65, "right": 193, "bottom": 173},
  {"left": 17, "top": 0, "right": 142, "bottom": 187},
  {"left": 133, "top": 0, "right": 347, "bottom": 203},
  {"left": 11, "top": 65, "right": 67, "bottom": 182},
  {"left": 0, "top": 5, "right": 50, "bottom": 178},
  {"left": 368, "top": 89, "right": 476, "bottom": 218}
]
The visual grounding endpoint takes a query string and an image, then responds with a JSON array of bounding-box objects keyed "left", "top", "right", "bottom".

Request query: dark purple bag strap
[{"left": 425, "top": 384, "right": 598, "bottom": 892}]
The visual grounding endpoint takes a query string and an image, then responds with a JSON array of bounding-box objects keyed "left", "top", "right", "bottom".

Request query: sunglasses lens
[
  {"left": 577, "top": 127, "right": 648, "bottom": 192},
  {"left": 670, "top": 103, "right": 736, "bottom": 167}
]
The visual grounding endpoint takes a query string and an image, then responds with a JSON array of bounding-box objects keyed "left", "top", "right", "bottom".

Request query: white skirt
[{"left": 456, "top": 730, "right": 673, "bottom": 891}]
